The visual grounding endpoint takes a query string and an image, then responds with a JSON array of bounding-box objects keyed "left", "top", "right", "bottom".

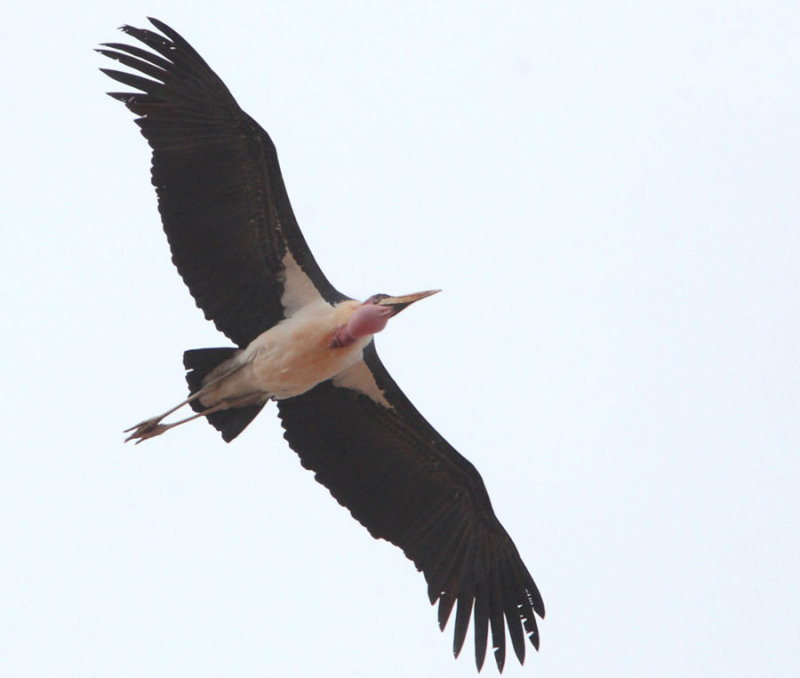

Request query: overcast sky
[{"left": 2, "top": 2, "right": 799, "bottom": 677}]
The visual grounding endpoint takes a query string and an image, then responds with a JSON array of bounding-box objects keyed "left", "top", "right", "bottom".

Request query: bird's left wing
[
  {"left": 277, "top": 342, "right": 544, "bottom": 672},
  {"left": 99, "top": 19, "right": 347, "bottom": 347}
]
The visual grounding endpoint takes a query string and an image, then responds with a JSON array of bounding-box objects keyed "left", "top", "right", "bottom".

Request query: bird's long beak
[{"left": 377, "top": 289, "right": 440, "bottom": 315}]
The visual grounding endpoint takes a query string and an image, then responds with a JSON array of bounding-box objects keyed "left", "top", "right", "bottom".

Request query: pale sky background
[{"left": 2, "top": 2, "right": 799, "bottom": 677}]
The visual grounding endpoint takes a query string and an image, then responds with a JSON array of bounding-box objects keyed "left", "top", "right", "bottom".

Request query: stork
[{"left": 99, "top": 18, "right": 544, "bottom": 672}]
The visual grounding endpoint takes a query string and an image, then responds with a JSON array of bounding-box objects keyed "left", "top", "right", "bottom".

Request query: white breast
[{"left": 201, "top": 299, "right": 368, "bottom": 405}]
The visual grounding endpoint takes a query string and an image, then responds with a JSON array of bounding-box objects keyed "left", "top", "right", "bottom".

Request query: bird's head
[{"left": 330, "top": 290, "right": 440, "bottom": 348}]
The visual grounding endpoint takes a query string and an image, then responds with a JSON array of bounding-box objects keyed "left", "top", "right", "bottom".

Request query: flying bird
[{"left": 99, "top": 18, "right": 544, "bottom": 672}]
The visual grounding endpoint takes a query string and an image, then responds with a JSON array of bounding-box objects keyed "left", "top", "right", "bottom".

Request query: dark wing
[
  {"left": 99, "top": 18, "right": 347, "bottom": 347},
  {"left": 277, "top": 342, "right": 544, "bottom": 672}
]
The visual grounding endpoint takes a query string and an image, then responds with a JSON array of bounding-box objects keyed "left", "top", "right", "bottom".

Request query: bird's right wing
[
  {"left": 277, "top": 342, "right": 544, "bottom": 672},
  {"left": 99, "top": 19, "right": 347, "bottom": 348}
]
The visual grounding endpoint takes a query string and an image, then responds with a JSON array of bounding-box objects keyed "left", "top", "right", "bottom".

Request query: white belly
[{"left": 199, "top": 299, "right": 368, "bottom": 406}]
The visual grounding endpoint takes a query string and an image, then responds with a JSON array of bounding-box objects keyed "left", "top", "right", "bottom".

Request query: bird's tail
[{"left": 183, "top": 347, "right": 266, "bottom": 442}]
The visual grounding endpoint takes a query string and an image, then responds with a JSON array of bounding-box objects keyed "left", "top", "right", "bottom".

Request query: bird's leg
[
  {"left": 124, "top": 402, "right": 223, "bottom": 444},
  {"left": 124, "top": 390, "right": 265, "bottom": 444},
  {"left": 123, "top": 392, "right": 205, "bottom": 438},
  {"left": 123, "top": 359, "right": 253, "bottom": 441}
]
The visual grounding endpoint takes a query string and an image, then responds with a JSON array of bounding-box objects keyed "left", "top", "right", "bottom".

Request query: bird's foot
[{"left": 124, "top": 418, "right": 169, "bottom": 444}]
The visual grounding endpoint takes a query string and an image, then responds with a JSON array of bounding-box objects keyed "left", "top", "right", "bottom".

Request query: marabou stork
[{"left": 99, "top": 18, "right": 544, "bottom": 672}]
